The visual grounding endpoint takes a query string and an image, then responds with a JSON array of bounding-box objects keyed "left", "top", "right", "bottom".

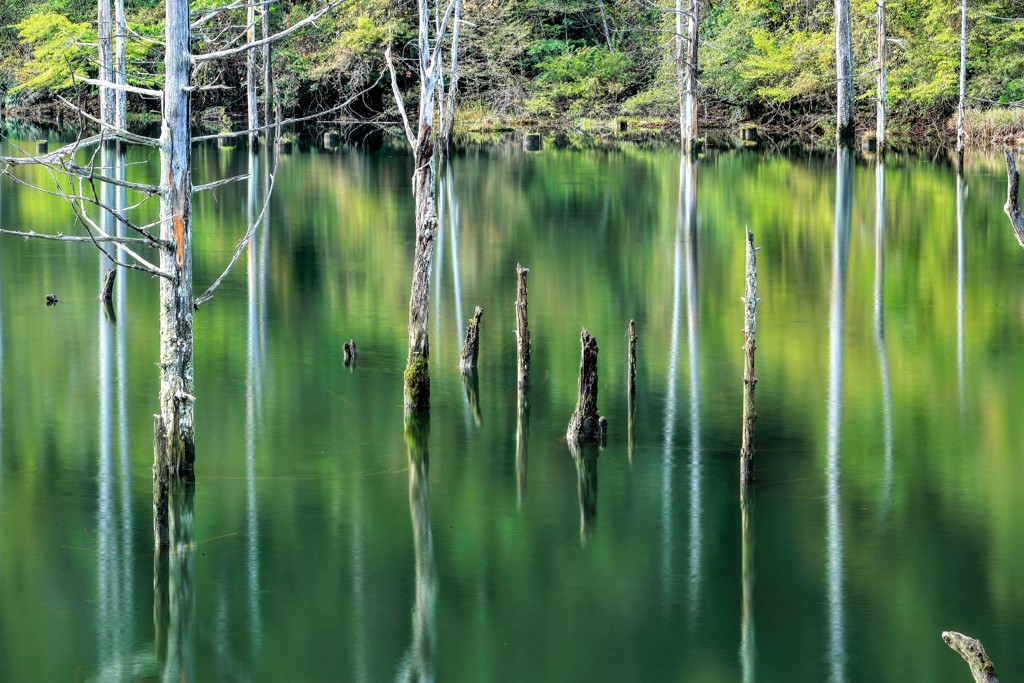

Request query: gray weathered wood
[
  {"left": 956, "top": 0, "right": 968, "bottom": 168},
  {"left": 516, "top": 264, "right": 531, "bottom": 388},
  {"left": 153, "top": 414, "right": 169, "bottom": 548},
  {"left": 942, "top": 631, "right": 999, "bottom": 683},
  {"left": 567, "top": 329, "right": 602, "bottom": 443},
  {"left": 876, "top": 0, "right": 887, "bottom": 154},
  {"left": 459, "top": 305, "right": 483, "bottom": 372},
  {"left": 100, "top": 266, "right": 117, "bottom": 303},
  {"left": 1003, "top": 150, "right": 1024, "bottom": 248}
]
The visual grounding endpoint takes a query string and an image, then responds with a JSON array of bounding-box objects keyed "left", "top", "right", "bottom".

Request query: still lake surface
[{"left": 0, "top": 128, "right": 1021, "bottom": 682}]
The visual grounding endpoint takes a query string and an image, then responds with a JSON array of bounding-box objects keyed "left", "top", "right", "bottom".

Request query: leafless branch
[
  {"left": 385, "top": 45, "right": 415, "bottom": 148},
  {"left": 194, "top": 173, "right": 249, "bottom": 193},
  {"left": 193, "top": 0, "right": 342, "bottom": 63},
  {"left": 0, "top": 228, "right": 153, "bottom": 245},
  {"left": 56, "top": 96, "right": 161, "bottom": 146},
  {"left": 194, "top": 147, "right": 280, "bottom": 308},
  {"left": 76, "top": 77, "right": 162, "bottom": 99}
]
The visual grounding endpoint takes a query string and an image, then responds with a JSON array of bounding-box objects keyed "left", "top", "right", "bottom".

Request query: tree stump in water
[
  {"left": 343, "top": 339, "right": 358, "bottom": 366},
  {"left": 566, "top": 329, "right": 602, "bottom": 443},
  {"left": 524, "top": 134, "right": 542, "bottom": 152},
  {"left": 459, "top": 306, "right": 483, "bottom": 372},
  {"left": 515, "top": 264, "right": 531, "bottom": 388},
  {"left": 100, "top": 266, "right": 117, "bottom": 303},
  {"left": 942, "top": 631, "right": 999, "bottom": 683},
  {"left": 627, "top": 319, "right": 637, "bottom": 396}
]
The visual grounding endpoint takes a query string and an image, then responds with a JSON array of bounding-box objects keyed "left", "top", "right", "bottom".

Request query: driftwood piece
[
  {"left": 515, "top": 264, "right": 531, "bottom": 389},
  {"left": 459, "top": 306, "right": 483, "bottom": 372},
  {"left": 566, "top": 329, "right": 602, "bottom": 443},
  {"left": 740, "top": 228, "right": 759, "bottom": 484},
  {"left": 1003, "top": 149, "right": 1024, "bottom": 249},
  {"left": 100, "top": 266, "right": 117, "bottom": 303},
  {"left": 942, "top": 631, "right": 999, "bottom": 683}
]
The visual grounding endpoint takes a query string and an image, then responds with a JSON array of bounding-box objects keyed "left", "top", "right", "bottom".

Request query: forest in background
[{"left": 1, "top": 0, "right": 1023, "bottom": 141}]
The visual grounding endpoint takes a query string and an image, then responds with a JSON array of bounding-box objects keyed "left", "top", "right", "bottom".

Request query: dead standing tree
[
  {"left": 385, "top": 0, "right": 461, "bottom": 411},
  {"left": 1, "top": 0, "right": 344, "bottom": 540}
]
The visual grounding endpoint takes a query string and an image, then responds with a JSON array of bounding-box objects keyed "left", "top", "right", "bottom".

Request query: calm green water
[{"left": 0, "top": 130, "right": 1021, "bottom": 682}]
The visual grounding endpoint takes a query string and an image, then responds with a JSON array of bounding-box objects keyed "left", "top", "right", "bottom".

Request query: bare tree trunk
[
  {"left": 684, "top": 0, "right": 699, "bottom": 151},
  {"left": 942, "top": 631, "right": 999, "bottom": 683},
  {"left": 158, "top": 0, "right": 196, "bottom": 472},
  {"left": 1003, "top": 149, "right": 1024, "bottom": 247},
  {"left": 261, "top": 0, "right": 273, "bottom": 132},
  {"left": 459, "top": 305, "right": 482, "bottom": 372},
  {"left": 740, "top": 228, "right": 759, "bottom": 484},
  {"left": 516, "top": 386, "right": 529, "bottom": 507},
  {"left": 876, "top": 0, "right": 886, "bottom": 155},
  {"left": 599, "top": 0, "right": 613, "bottom": 51},
  {"left": 404, "top": 126, "right": 438, "bottom": 410},
  {"left": 835, "top": 0, "right": 855, "bottom": 146},
  {"left": 439, "top": 0, "right": 462, "bottom": 159},
  {"left": 567, "top": 329, "right": 602, "bottom": 443},
  {"left": 114, "top": 0, "right": 126, "bottom": 130},
  {"left": 247, "top": 1, "right": 259, "bottom": 150},
  {"left": 515, "top": 264, "right": 531, "bottom": 389},
  {"left": 98, "top": 0, "right": 115, "bottom": 129},
  {"left": 957, "top": 0, "right": 968, "bottom": 169},
  {"left": 675, "top": 0, "right": 685, "bottom": 145}
]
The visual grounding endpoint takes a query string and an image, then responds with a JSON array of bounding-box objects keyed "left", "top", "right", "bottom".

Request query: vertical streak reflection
[
  {"left": 245, "top": 151, "right": 264, "bottom": 651},
  {"left": 874, "top": 161, "right": 894, "bottom": 516},
  {"left": 443, "top": 165, "right": 471, "bottom": 430},
  {"left": 956, "top": 172, "right": 965, "bottom": 417},
  {"left": 739, "top": 489, "right": 755, "bottom": 683},
  {"left": 661, "top": 158, "right": 686, "bottom": 602},
  {"left": 826, "top": 148, "right": 853, "bottom": 683},
  {"left": 683, "top": 158, "right": 702, "bottom": 622}
]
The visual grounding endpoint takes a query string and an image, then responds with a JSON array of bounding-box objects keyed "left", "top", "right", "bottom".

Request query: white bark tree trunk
[
  {"left": 876, "top": 0, "right": 886, "bottom": 154},
  {"left": 683, "top": 0, "right": 698, "bottom": 151},
  {"left": 675, "top": 0, "right": 685, "bottom": 146},
  {"left": 957, "top": 0, "right": 968, "bottom": 166},
  {"left": 835, "top": 0, "right": 855, "bottom": 145},
  {"left": 262, "top": 0, "right": 272, "bottom": 131},
  {"left": 247, "top": 1, "right": 259, "bottom": 149},
  {"left": 114, "top": 0, "right": 126, "bottom": 131},
  {"left": 158, "top": 0, "right": 195, "bottom": 472},
  {"left": 98, "top": 0, "right": 115, "bottom": 129}
]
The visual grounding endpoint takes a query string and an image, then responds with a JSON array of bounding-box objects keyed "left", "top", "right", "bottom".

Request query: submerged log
[
  {"left": 459, "top": 306, "right": 483, "bottom": 372},
  {"left": 1003, "top": 149, "right": 1024, "bottom": 248},
  {"left": 740, "top": 228, "right": 759, "bottom": 484},
  {"left": 567, "top": 329, "right": 602, "bottom": 443},
  {"left": 516, "top": 386, "right": 530, "bottom": 507},
  {"left": 100, "top": 266, "right": 117, "bottom": 303},
  {"left": 515, "top": 264, "right": 531, "bottom": 389},
  {"left": 942, "top": 631, "right": 999, "bottom": 683}
]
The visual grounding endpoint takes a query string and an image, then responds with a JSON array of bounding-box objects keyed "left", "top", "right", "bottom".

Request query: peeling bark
[
  {"left": 740, "top": 228, "right": 759, "bottom": 484},
  {"left": 515, "top": 264, "right": 531, "bottom": 388},
  {"left": 1003, "top": 149, "right": 1024, "bottom": 248}
]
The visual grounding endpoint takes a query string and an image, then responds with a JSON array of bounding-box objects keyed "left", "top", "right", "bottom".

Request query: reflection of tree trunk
[
  {"left": 400, "top": 410, "right": 435, "bottom": 681},
  {"left": 569, "top": 442, "right": 599, "bottom": 545},
  {"left": 826, "top": 147, "right": 852, "bottom": 683},
  {"left": 516, "top": 386, "right": 530, "bottom": 508},
  {"left": 875, "top": 162, "right": 894, "bottom": 513},
  {"left": 461, "top": 368, "right": 481, "bottom": 426},
  {"left": 156, "top": 474, "right": 196, "bottom": 683},
  {"left": 683, "top": 157, "right": 702, "bottom": 619},
  {"left": 245, "top": 154, "right": 264, "bottom": 650},
  {"left": 740, "top": 488, "right": 756, "bottom": 683},
  {"left": 956, "top": 171, "right": 966, "bottom": 419}
]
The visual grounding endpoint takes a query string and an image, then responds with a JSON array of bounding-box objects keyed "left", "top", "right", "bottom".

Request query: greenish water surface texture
[{"left": 0, "top": 132, "right": 1021, "bottom": 682}]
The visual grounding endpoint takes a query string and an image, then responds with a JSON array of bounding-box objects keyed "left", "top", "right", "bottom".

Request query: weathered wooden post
[
  {"left": 459, "top": 306, "right": 483, "bottom": 372},
  {"left": 100, "top": 266, "right": 117, "bottom": 303},
  {"left": 942, "top": 631, "right": 999, "bottom": 683},
  {"left": 567, "top": 329, "right": 602, "bottom": 443},
  {"left": 740, "top": 228, "right": 759, "bottom": 484},
  {"left": 515, "top": 264, "right": 531, "bottom": 389}
]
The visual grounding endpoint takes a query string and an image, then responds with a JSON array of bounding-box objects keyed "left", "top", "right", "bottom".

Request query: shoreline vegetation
[{"left": 2, "top": 1, "right": 1022, "bottom": 152}]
